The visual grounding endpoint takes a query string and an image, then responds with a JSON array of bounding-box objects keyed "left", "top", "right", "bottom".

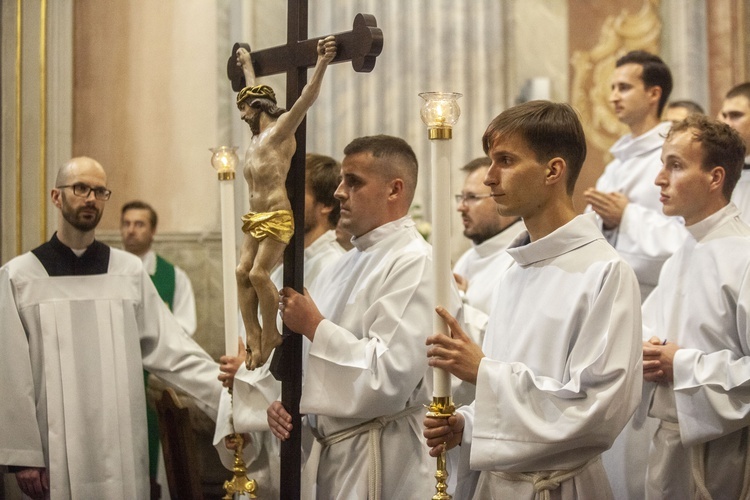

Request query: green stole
[
  {"left": 151, "top": 254, "right": 176, "bottom": 309},
  {"left": 144, "top": 254, "right": 176, "bottom": 477}
]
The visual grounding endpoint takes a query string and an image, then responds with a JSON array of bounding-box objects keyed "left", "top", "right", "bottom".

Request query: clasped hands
[
  {"left": 583, "top": 188, "right": 629, "bottom": 230},
  {"left": 643, "top": 336, "right": 679, "bottom": 384}
]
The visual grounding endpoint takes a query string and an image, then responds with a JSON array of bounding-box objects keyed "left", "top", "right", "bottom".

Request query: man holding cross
[
  {"left": 269, "top": 135, "right": 460, "bottom": 498},
  {"left": 235, "top": 35, "right": 336, "bottom": 371}
]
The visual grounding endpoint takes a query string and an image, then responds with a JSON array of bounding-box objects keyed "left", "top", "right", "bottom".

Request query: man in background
[
  {"left": 121, "top": 200, "right": 196, "bottom": 335},
  {"left": 663, "top": 100, "right": 704, "bottom": 123},
  {"left": 121, "top": 200, "right": 199, "bottom": 498},
  {"left": 453, "top": 156, "right": 524, "bottom": 315},
  {"left": 584, "top": 49, "right": 687, "bottom": 500},
  {"left": 719, "top": 82, "right": 750, "bottom": 222},
  {"left": 452, "top": 156, "right": 525, "bottom": 405},
  {"left": 584, "top": 50, "right": 685, "bottom": 302}
]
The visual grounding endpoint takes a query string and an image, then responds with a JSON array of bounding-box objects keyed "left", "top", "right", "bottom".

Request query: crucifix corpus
[{"left": 226, "top": 4, "right": 383, "bottom": 497}]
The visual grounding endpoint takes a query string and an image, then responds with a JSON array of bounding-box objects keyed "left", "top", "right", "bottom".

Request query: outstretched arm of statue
[
  {"left": 236, "top": 47, "right": 256, "bottom": 88},
  {"left": 274, "top": 35, "right": 337, "bottom": 138}
]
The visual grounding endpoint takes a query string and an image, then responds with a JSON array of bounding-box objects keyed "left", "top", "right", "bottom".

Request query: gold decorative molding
[
  {"left": 571, "top": 0, "right": 662, "bottom": 153},
  {"left": 15, "top": 0, "right": 23, "bottom": 255},
  {"left": 40, "top": 0, "right": 47, "bottom": 243}
]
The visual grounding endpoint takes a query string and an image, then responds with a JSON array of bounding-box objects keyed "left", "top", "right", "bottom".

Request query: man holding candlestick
[
  {"left": 212, "top": 153, "right": 346, "bottom": 498},
  {"left": 268, "top": 135, "right": 462, "bottom": 498},
  {"left": 423, "top": 101, "right": 643, "bottom": 499},
  {"left": 0, "top": 157, "right": 222, "bottom": 499}
]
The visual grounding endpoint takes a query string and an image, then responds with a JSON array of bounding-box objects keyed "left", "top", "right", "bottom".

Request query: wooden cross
[{"left": 226, "top": 2, "right": 382, "bottom": 498}]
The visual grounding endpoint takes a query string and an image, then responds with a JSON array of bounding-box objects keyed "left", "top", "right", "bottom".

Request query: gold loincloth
[{"left": 241, "top": 210, "right": 295, "bottom": 244}]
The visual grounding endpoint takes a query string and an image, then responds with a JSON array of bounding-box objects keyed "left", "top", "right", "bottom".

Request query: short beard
[
  {"left": 464, "top": 227, "right": 493, "bottom": 246},
  {"left": 247, "top": 113, "right": 261, "bottom": 136},
  {"left": 62, "top": 201, "right": 101, "bottom": 232}
]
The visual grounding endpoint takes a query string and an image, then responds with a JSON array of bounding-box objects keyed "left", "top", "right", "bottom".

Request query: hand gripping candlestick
[
  {"left": 210, "top": 146, "right": 258, "bottom": 499},
  {"left": 419, "top": 92, "right": 462, "bottom": 500}
]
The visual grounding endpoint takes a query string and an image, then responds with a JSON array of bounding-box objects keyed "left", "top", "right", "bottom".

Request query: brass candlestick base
[
  {"left": 426, "top": 396, "right": 456, "bottom": 500},
  {"left": 222, "top": 432, "right": 257, "bottom": 499}
]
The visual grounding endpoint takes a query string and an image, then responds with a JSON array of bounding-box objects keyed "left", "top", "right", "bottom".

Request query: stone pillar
[{"left": 706, "top": 0, "right": 749, "bottom": 115}]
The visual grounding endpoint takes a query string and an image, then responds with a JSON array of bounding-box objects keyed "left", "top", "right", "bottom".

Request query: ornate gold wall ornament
[{"left": 571, "top": 0, "right": 662, "bottom": 154}]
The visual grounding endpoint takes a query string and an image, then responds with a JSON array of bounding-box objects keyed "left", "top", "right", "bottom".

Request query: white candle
[
  {"left": 219, "top": 179, "right": 239, "bottom": 355},
  {"left": 430, "top": 138, "right": 452, "bottom": 398}
]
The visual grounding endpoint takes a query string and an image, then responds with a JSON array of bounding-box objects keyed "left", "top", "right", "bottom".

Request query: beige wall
[{"left": 73, "top": 0, "right": 222, "bottom": 234}]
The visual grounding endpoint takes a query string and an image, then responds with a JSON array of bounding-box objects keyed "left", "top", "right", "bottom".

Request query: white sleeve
[
  {"left": 138, "top": 269, "right": 221, "bottom": 420},
  {"left": 172, "top": 265, "right": 197, "bottom": 336},
  {"left": 672, "top": 274, "right": 750, "bottom": 446},
  {"left": 614, "top": 203, "right": 687, "bottom": 287},
  {"left": 0, "top": 267, "right": 45, "bottom": 468},
  {"left": 301, "top": 253, "right": 457, "bottom": 418}
]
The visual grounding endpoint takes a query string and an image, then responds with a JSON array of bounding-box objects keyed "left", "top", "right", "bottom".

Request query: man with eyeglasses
[
  {"left": 451, "top": 158, "right": 526, "bottom": 406},
  {"left": 453, "top": 157, "right": 525, "bottom": 315},
  {"left": 0, "top": 156, "right": 221, "bottom": 499}
]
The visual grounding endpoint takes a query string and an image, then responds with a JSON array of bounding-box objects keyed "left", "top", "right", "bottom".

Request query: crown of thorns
[{"left": 237, "top": 84, "right": 277, "bottom": 105}]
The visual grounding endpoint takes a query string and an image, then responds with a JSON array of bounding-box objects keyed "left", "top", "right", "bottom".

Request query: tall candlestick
[
  {"left": 429, "top": 137, "right": 453, "bottom": 397},
  {"left": 210, "top": 147, "right": 240, "bottom": 355},
  {"left": 419, "top": 92, "right": 462, "bottom": 398},
  {"left": 419, "top": 92, "right": 461, "bottom": 500},
  {"left": 211, "top": 147, "right": 258, "bottom": 498}
]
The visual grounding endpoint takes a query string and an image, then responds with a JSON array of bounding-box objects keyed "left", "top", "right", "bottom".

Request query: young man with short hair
[
  {"left": 270, "top": 135, "right": 461, "bottom": 498},
  {"left": 584, "top": 50, "right": 686, "bottom": 301},
  {"left": 641, "top": 115, "right": 750, "bottom": 499},
  {"left": 585, "top": 51, "right": 688, "bottom": 498},
  {"left": 121, "top": 200, "right": 197, "bottom": 335},
  {"left": 424, "top": 101, "right": 642, "bottom": 499}
]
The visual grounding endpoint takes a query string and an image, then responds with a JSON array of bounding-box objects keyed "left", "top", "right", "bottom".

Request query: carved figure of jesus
[{"left": 235, "top": 36, "right": 336, "bottom": 370}]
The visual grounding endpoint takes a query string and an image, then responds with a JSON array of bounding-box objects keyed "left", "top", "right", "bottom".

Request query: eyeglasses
[
  {"left": 454, "top": 193, "right": 494, "bottom": 205},
  {"left": 57, "top": 183, "right": 112, "bottom": 201}
]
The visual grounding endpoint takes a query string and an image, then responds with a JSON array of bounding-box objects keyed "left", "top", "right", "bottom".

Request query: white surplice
[
  {"left": 643, "top": 203, "right": 750, "bottom": 500},
  {"left": 0, "top": 242, "right": 221, "bottom": 500},
  {"left": 595, "top": 123, "right": 686, "bottom": 499},
  {"left": 212, "top": 229, "right": 346, "bottom": 499},
  {"left": 453, "top": 219, "right": 525, "bottom": 314},
  {"left": 452, "top": 220, "right": 525, "bottom": 406},
  {"left": 298, "top": 216, "right": 459, "bottom": 499},
  {"left": 592, "top": 121, "right": 686, "bottom": 300},
  {"left": 455, "top": 213, "right": 642, "bottom": 500}
]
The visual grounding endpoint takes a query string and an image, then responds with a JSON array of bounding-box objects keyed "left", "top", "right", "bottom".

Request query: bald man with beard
[{"left": 0, "top": 157, "right": 221, "bottom": 499}]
